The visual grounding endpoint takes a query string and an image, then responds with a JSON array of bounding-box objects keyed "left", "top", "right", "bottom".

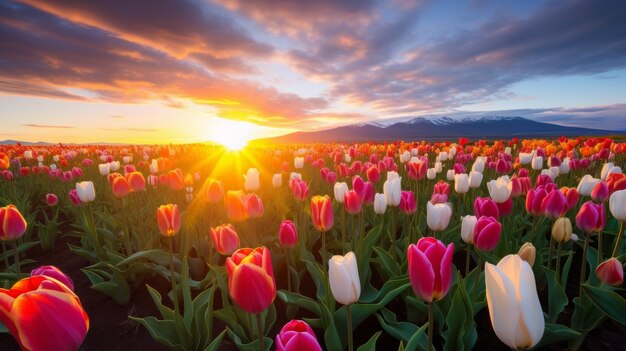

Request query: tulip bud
[
  {"left": 426, "top": 201, "right": 452, "bottom": 232},
  {"left": 328, "top": 252, "right": 361, "bottom": 305},
  {"left": 576, "top": 201, "right": 606, "bottom": 233},
  {"left": 245, "top": 193, "right": 264, "bottom": 219},
  {"left": 243, "top": 168, "right": 260, "bottom": 191},
  {"left": 272, "top": 174, "right": 283, "bottom": 188},
  {"left": 311, "top": 195, "right": 334, "bottom": 232},
  {"left": 485, "top": 255, "right": 544, "bottom": 349},
  {"left": 383, "top": 173, "right": 402, "bottom": 207},
  {"left": 427, "top": 168, "right": 436, "bottom": 180},
  {"left": 487, "top": 176, "right": 512, "bottom": 203},
  {"left": 531, "top": 155, "right": 543, "bottom": 170},
  {"left": 333, "top": 182, "right": 348, "bottom": 203},
  {"left": 447, "top": 169, "right": 455, "bottom": 181},
  {"left": 461, "top": 215, "right": 477, "bottom": 244},
  {"left": 210, "top": 224, "right": 240, "bottom": 255},
  {"left": 156, "top": 204, "right": 181, "bottom": 237},
  {"left": 111, "top": 176, "right": 131, "bottom": 198},
  {"left": 518, "top": 243, "right": 536, "bottom": 267},
  {"left": 99, "top": 163, "right": 110, "bottom": 176},
  {"left": 474, "top": 196, "right": 500, "bottom": 219},
  {"left": 75, "top": 181, "right": 96, "bottom": 203},
  {"left": 469, "top": 171, "right": 483, "bottom": 188},
  {"left": 408, "top": 237, "right": 454, "bottom": 302},
  {"left": 294, "top": 157, "right": 304, "bottom": 169},
  {"left": 454, "top": 174, "right": 469, "bottom": 194},
  {"left": 45, "top": 193, "right": 58, "bottom": 206},
  {"left": 30, "top": 265, "right": 74, "bottom": 291},
  {"left": 551, "top": 217, "right": 572, "bottom": 243},
  {"left": 225, "top": 191, "right": 248, "bottom": 222},
  {"left": 595, "top": 257, "right": 624, "bottom": 286},
  {"left": 275, "top": 320, "right": 323, "bottom": 351},
  {"left": 0, "top": 205, "right": 28, "bottom": 241},
  {"left": 279, "top": 220, "right": 297, "bottom": 248},
  {"left": 542, "top": 189, "right": 567, "bottom": 219},
  {"left": 374, "top": 193, "right": 387, "bottom": 215}
]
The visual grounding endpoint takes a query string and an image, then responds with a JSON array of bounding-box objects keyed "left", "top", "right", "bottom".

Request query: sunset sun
[{"left": 205, "top": 118, "right": 255, "bottom": 151}]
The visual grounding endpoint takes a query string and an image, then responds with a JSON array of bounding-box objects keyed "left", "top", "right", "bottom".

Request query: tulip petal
[
  {"left": 328, "top": 258, "right": 358, "bottom": 305},
  {"left": 516, "top": 262, "right": 545, "bottom": 348},
  {"left": 485, "top": 262, "right": 520, "bottom": 349},
  {"left": 408, "top": 245, "right": 435, "bottom": 302},
  {"left": 229, "top": 264, "right": 275, "bottom": 314},
  {"left": 438, "top": 243, "right": 454, "bottom": 299},
  {"left": 284, "top": 332, "right": 323, "bottom": 351}
]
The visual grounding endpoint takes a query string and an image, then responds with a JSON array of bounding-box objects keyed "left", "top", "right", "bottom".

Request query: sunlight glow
[{"left": 204, "top": 118, "right": 255, "bottom": 151}]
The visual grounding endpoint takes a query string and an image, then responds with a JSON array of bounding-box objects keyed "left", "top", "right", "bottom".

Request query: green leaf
[
  {"left": 204, "top": 329, "right": 226, "bottom": 351},
  {"left": 534, "top": 323, "right": 581, "bottom": 348},
  {"left": 560, "top": 250, "right": 574, "bottom": 285},
  {"left": 404, "top": 323, "right": 429, "bottom": 351},
  {"left": 129, "top": 316, "right": 184, "bottom": 351},
  {"left": 543, "top": 268, "right": 568, "bottom": 324},
  {"left": 583, "top": 284, "right": 626, "bottom": 325},
  {"left": 227, "top": 327, "right": 273, "bottom": 351},
  {"left": 442, "top": 272, "right": 477, "bottom": 351},
  {"left": 375, "top": 308, "right": 418, "bottom": 344},
  {"left": 356, "top": 331, "right": 382, "bottom": 351},
  {"left": 277, "top": 290, "right": 323, "bottom": 316}
]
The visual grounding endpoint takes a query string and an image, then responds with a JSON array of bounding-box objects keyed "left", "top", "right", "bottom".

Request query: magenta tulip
[{"left": 473, "top": 216, "right": 501, "bottom": 252}]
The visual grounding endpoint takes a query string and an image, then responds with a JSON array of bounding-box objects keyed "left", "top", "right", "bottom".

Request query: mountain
[{"left": 256, "top": 116, "right": 622, "bottom": 143}]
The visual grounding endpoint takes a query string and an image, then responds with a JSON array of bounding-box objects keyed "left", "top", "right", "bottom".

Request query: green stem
[
  {"left": 284, "top": 247, "right": 292, "bottom": 292},
  {"left": 597, "top": 231, "right": 603, "bottom": 265},
  {"left": 556, "top": 241, "right": 562, "bottom": 284},
  {"left": 472, "top": 250, "right": 483, "bottom": 302},
  {"left": 579, "top": 232, "right": 590, "bottom": 297},
  {"left": 168, "top": 237, "right": 179, "bottom": 315},
  {"left": 612, "top": 221, "right": 624, "bottom": 257},
  {"left": 391, "top": 207, "right": 397, "bottom": 268},
  {"left": 347, "top": 304, "right": 354, "bottom": 351},
  {"left": 321, "top": 230, "right": 327, "bottom": 272},
  {"left": 256, "top": 313, "right": 264, "bottom": 351},
  {"left": 428, "top": 301, "right": 434, "bottom": 351},
  {"left": 12, "top": 239, "right": 20, "bottom": 276}
]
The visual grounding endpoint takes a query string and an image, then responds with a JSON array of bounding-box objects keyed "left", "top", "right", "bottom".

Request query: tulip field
[{"left": 1, "top": 137, "right": 626, "bottom": 351}]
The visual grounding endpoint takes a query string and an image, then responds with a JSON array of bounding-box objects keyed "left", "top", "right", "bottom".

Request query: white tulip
[
  {"left": 243, "top": 168, "right": 260, "bottom": 191},
  {"left": 294, "top": 156, "right": 305, "bottom": 169},
  {"left": 469, "top": 171, "right": 483, "bottom": 188},
  {"left": 434, "top": 161, "right": 442, "bottom": 173},
  {"left": 485, "top": 255, "right": 544, "bottom": 350},
  {"left": 344, "top": 153, "right": 351, "bottom": 163},
  {"left": 601, "top": 163, "right": 614, "bottom": 181},
  {"left": 272, "top": 173, "right": 282, "bottom": 187},
  {"left": 426, "top": 201, "right": 452, "bottom": 232},
  {"left": 53, "top": 155, "right": 60, "bottom": 162},
  {"left": 149, "top": 163, "right": 158, "bottom": 174},
  {"left": 98, "top": 163, "right": 110, "bottom": 176},
  {"left": 447, "top": 169, "right": 455, "bottom": 181},
  {"left": 400, "top": 151, "right": 411, "bottom": 163},
  {"left": 559, "top": 157, "right": 570, "bottom": 174},
  {"left": 123, "top": 156, "right": 132, "bottom": 164},
  {"left": 427, "top": 168, "right": 436, "bottom": 180},
  {"left": 577, "top": 174, "right": 600, "bottom": 196},
  {"left": 411, "top": 148, "right": 418, "bottom": 156},
  {"left": 23, "top": 150, "right": 32, "bottom": 160},
  {"left": 110, "top": 161, "right": 120, "bottom": 171},
  {"left": 519, "top": 153, "right": 533, "bottom": 165},
  {"left": 472, "top": 159, "right": 485, "bottom": 173},
  {"left": 549, "top": 166, "right": 560, "bottom": 180},
  {"left": 328, "top": 252, "right": 361, "bottom": 305},
  {"left": 50, "top": 164, "right": 57, "bottom": 170},
  {"left": 461, "top": 215, "right": 477, "bottom": 244},
  {"left": 76, "top": 181, "right": 96, "bottom": 203},
  {"left": 36, "top": 155, "right": 44, "bottom": 162},
  {"left": 374, "top": 193, "right": 387, "bottom": 215},
  {"left": 531, "top": 155, "right": 543, "bottom": 170},
  {"left": 334, "top": 182, "right": 349, "bottom": 203},
  {"left": 290, "top": 172, "right": 302, "bottom": 181},
  {"left": 384, "top": 173, "right": 402, "bottom": 207},
  {"left": 487, "top": 175, "right": 512, "bottom": 203},
  {"left": 454, "top": 174, "right": 469, "bottom": 194},
  {"left": 609, "top": 189, "right": 626, "bottom": 222},
  {"left": 439, "top": 151, "right": 448, "bottom": 162},
  {"left": 504, "top": 147, "right": 511, "bottom": 155}
]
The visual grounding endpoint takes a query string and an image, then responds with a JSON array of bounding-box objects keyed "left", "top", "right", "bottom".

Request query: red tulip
[
  {"left": 0, "top": 205, "right": 27, "bottom": 241},
  {"left": 210, "top": 224, "right": 240, "bottom": 256},
  {"left": 560, "top": 187, "right": 579, "bottom": 211},
  {"left": 45, "top": 193, "right": 58, "bottom": 206},
  {"left": 226, "top": 191, "right": 248, "bottom": 222},
  {"left": 344, "top": 190, "right": 363, "bottom": 215},
  {"left": 276, "top": 319, "right": 322, "bottom": 351},
  {"left": 206, "top": 178, "right": 224, "bottom": 203},
  {"left": 168, "top": 169, "right": 184, "bottom": 191},
  {"left": 473, "top": 216, "right": 501, "bottom": 252},
  {"left": 607, "top": 173, "right": 626, "bottom": 195},
  {"left": 226, "top": 247, "right": 276, "bottom": 314},
  {"left": 30, "top": 265, "right": 74, "bottom": 291},
  {"left": 575, "top": 201, "right": 606, "bottom": 233},
  {"left": 0, "top": 275, "right": 89, "bottom": 351},
  {"left": 126, "top": 171, "right": 146, "bottom": 192},
  {"left": 245, "top": 193, "right": 264, "bottom": 219},
  {"left": 595, "top": 257, "right": 623, "bottom": 286},
  {"left": 366, "top": 166, "right": 381, "bottom": 183},
  {"left": 408, "top": 237, "right": 454, "bottom": 302},
  {"left": 433, "top": 180, "right": 450, "bottom": 195},
  {"left": 407, "top": 160, "right": 427, "bottom": 180},
  {"left": 311, "top": 195, "right": 334, "bottom": 232},
  {"left": 156, "top": 204, "right": 181, "bottom": 237},
  {"left": 19, "top": 166, "right": 30, "bottom": 177},
  {"left": 496, "top": 197, "right": 513, "bottom": 217},
  {"left": 279, "top": 220, "right": 298, "bottom": 248},
  {"left": 474, "top": 196, "right": 499, "bottom": 219}
]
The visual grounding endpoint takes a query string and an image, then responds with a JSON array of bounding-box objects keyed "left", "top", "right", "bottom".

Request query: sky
[{"left": 1, "top": 0, "right": 625, "bottom": 144}]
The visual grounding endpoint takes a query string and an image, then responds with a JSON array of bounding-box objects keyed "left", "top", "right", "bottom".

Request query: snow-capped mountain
[{"left": 257, "top": 116, "right": 618, "bottom": 143}]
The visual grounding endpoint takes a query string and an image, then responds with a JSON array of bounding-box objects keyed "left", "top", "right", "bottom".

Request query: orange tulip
[
  {"left": 111, "top": 176, "right": 131, "bottom": 198},
  {"left": 210, "top": 224, "right": 240, "bottom": 256},
  {"left": 0, "top": 205, "right": 27, "bottom": 241},
  {"left": 226, "top": 247, "right": 276, "bottom": 314},
  {"left": 226, "top": 190, "right": 248, "bottom": 222},
  {"left": 156, "top": 204, "right": 181, "bottom": 237},
  {"left": 125, "top": 171, "right": 146, "bottom": 192},
  {"left": 206, "top": 178, "right": 224, "bottom": 203},
  {"left": 311, "top": 195, "right": 334, "bottom": 232}
]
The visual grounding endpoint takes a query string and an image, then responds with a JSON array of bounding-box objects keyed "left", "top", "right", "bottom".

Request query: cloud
[
  {"left": 23, "top": 124, "right": 75, "bottom": 129},
  {"left": 0, "top": 2, "right": 327, "bottom": 126},
  {"left": 98, "top": 127, "right": 160, "bottom": 132},
  {"left": 110, "top": 115, "right": 125, "bottom": 119}
]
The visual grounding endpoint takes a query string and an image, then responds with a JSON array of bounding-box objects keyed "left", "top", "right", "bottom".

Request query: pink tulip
[
  {"left": 279, "top": 220, "right": 298, "bottom": 248},
  {"left": 226, "top": 247, "right": 276, "bottom": 314},
  {"left": 290, "top": 178, "right": 309, "bottom": 201},
  {"left": 68, "top": 189, "right": 84, "bottom": 206},
  {"left": 591, "top": 181, "right": 609, "bottom": 203},
  {"left": 496, "top": 197, "right": 513, "bottom": 217},
  {"left": 473, "top": 216, "right": 501, "bottom": 252},
  {"left": 30, "top": 265, "right": 74, "bottom": 291},
  {"left": 433, "top": 180, "right": 450, "bottom": 195},
  {"left": 526, "top": 187, "right": 548, "bottom": 216},
  {"left": 0, "top": 205, "right": 27, "bottom": 241},
  {"left": 535, "top": 174, "right": 553, "bottom": 187},
  {"left": 399, "top": 191, "right": 417, "bottom": 214},
  {"left": 542, "top": 189, "right": 568, "bottom": 219},
  {"left": 575, "top": 201, "right": 606, "bottom": 233},
  {"left": 407, "top": 237, "right": 454, "bottom": 302},
  {"left": 245, "top": 193, "right": 264, "bottom": 219},
  {"left": 45, "top": 193, "right": 58, "bottom": 206},
  {"left": 276, "top": 320, "right": 322, "bottom": 351},
  {"left": 210, "top": 224, "right": 240, "bottom": 256},
  {"left": 325, "top": 171, "right": 337, "bottom": 185},
  {"left": 474, "top": 196, "right": 499, "bottom": 219}
]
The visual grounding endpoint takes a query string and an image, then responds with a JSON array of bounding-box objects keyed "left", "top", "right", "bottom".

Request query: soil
[{"left": 1, "top": 234, "right": 624, "bottom": 351}]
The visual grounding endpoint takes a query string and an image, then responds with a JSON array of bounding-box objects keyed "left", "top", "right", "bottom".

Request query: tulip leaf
[
  {"left": 180, "top": 257, "right": 194, "bottom": 337},
  {"left": 145, "top": 284, "right": 174, "bottom": 320},
  {"left": 81, "top": 266, "right": 131, "bottom": 305},
  {"left": 226, "top": 327, "right": 273, "bottom": 351},
  {"left": 534, "top": 323, "right": 581, "bottom": 348},
  {"left": 277, "top": 290, "right": 322, "bottom": 316},
  {"left": 375, "top": 308, "right": 418, "bottom": 343},
  {"left": 442, "top": 272, "right": 477, "bottom": 351},
  {"left": 117, "top": 249, "right": 176, "bottom": 267},
  {"left": 214, "top": 308, "right": 248, "bottom": 342},
  {"left": 203, "top": 329, "right": 226, "bottom": 351},
  {"left": 372, "top": 246, "right": 398, "bottom": 280},
  {"left": 583, "top": 284, "right": 626, "bottom": 325},
  {"left": 542, "top": 268, "right": 568, "bottom": 324},
  {"left": 129, "top": 316, "right": 184, "bottom": 351},
  {"left": 569, "top": 295, "right": 606, "bottom": 349},
  {"left": 404, "top": 323, "right": 429, "bottom": 351},
  {"left": 357, "top": 331, "right": 382, "bottom": 351},
  {"left": 560, "top": 250, "right": 574, "bottom": 285},
  {"left": 358, "top": 223, "right": 382, "bottom": 301}
]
